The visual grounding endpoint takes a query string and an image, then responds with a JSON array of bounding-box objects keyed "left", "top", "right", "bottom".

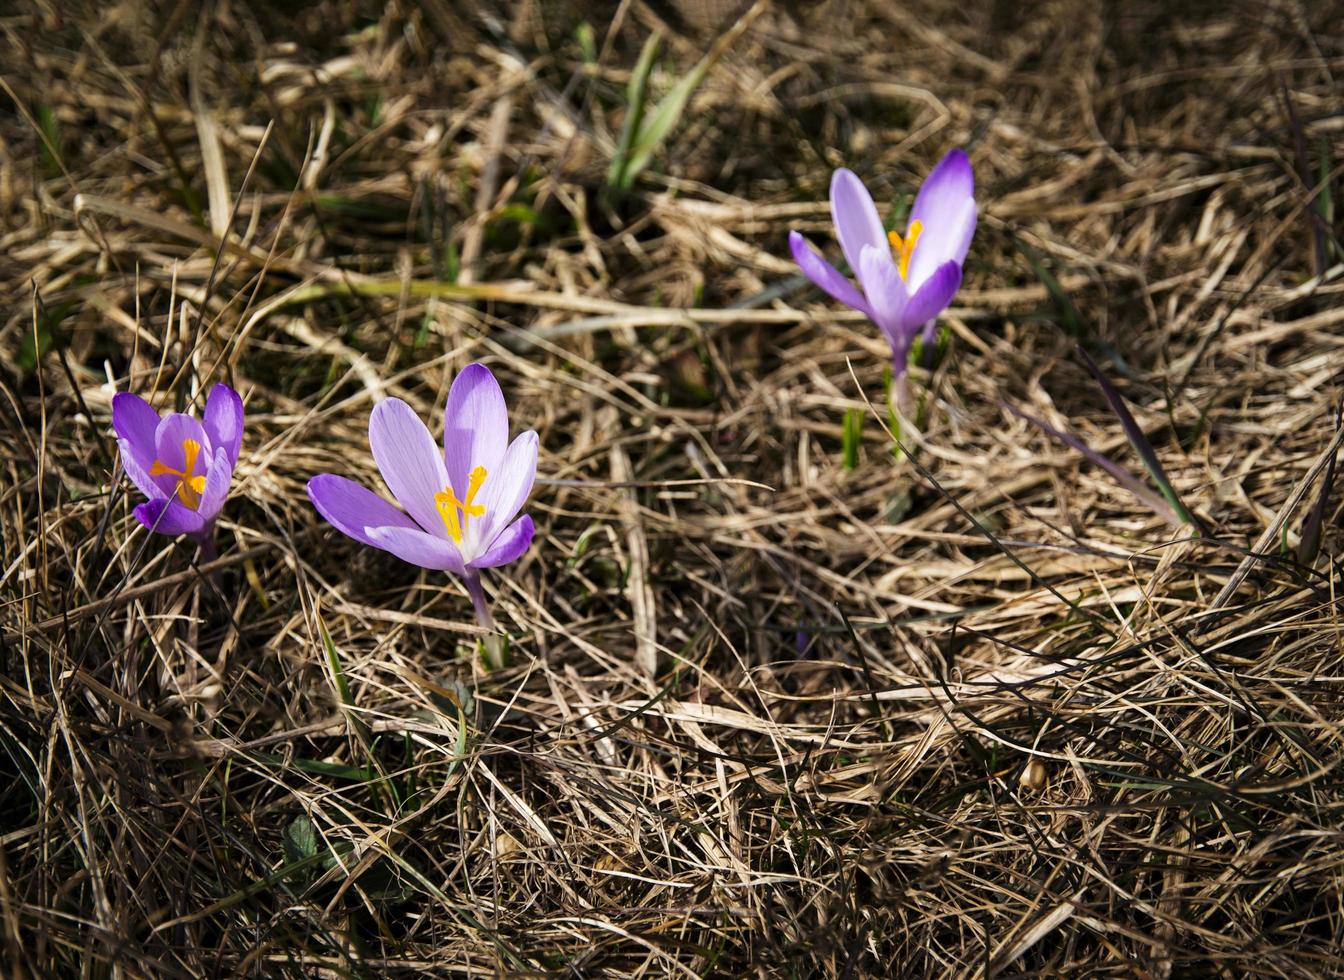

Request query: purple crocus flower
[
  {"left": 112, "top": 383, "right": 244, "bottom": 560},
  {"left": 789, "top": 148, "right": 976, "bottom": 380},
  {"left": 307, "top": 363, "right": 537, "bottom": 658}
]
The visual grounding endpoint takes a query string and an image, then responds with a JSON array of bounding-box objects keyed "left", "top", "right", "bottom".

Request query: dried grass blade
[
  {"left": 611, "top": 443, "right": 658, "bottom": 678},
  {"left": 189, "top": 58, "right": 230, "bottom": 238}
]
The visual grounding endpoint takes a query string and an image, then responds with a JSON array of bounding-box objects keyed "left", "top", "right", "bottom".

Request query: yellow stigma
[
  {"left": 434, "top": 465, "right": 488, "bottom": 544},
  {"left": 150, "top": 438, "right": 207, "bottom": 510},
  {"left": 887, "top": 219, "right": 924, "bottom": 281}
]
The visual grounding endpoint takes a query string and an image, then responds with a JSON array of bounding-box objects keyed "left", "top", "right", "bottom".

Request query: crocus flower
[
  {"left": 307, "top": 363, "right": 537, "bottom": 662},
  {"left": 112, "top": 383, "right": 244, "bottom": 560},
  {"left": 789, "top": 148, "right": 976, "bottom": 381}
]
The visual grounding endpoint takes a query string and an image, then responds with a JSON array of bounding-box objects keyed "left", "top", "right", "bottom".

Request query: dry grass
[{"left": 4, "top": 0, "right": 1344, "bottom": 976}]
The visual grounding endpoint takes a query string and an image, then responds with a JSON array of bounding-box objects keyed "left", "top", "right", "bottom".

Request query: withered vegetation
[{"left": 3, "top": 1, "right": 1344, "bottom": 976}]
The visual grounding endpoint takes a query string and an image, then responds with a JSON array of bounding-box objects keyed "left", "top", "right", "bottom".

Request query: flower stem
[
  {"left": 462, "top": 568, "right": 505, "bottom": 670},
  {"left": 891, "top": 369, "right": 914, "bottom": 420},
  {"left": 192, "top": 528, "right": 222, "bottom": 593}
]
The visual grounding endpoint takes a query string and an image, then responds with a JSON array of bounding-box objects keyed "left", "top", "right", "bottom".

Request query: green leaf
[
  {"left": 18, "top": 296, "right": 76, "bottom": 374},
  {"left": 1298, "top": 401, "right": 1340, "bottom": 564},
  {"left": 319, "top": 614, "right": 354, "bottom": 710},
  {"left": 442, "top": 237, "right": 460, "bottom": 283},
  {"left": 842, "top": 407, "right": 863, "bottom": 471},
  {"left": 606, "top": 30, "right": 662, "bottom": 190},
  {"left": 318, "top": 611, "right": 374, "bottom": 746},
  {"left": 1077, "top": 346, "right": 1198, "bottom": 530},
  {"left": 609, "top": 8, "right": 759, "bottom": 190},
  {"left": 283, "top": 815, "right": 319, "bottom": 864},
  {"left": 36, "top": 104, "right": 64, "bottom": 179},
  {"left": 1011, "top": 233, "right": 1083, "bottom": 341},
  {"left": 1319, "top": 135, "right": 1338, "bottom": 261},
  {"left": 576, "top": 21, "right": 597, "bottom": 64},
  {"left": 493, "top": 202, "right": 540, "bottom": 226}
]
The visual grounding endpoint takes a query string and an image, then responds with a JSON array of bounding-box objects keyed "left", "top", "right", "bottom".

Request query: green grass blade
[
  {"left": 1076, "top": 346, "right": 1198, "bottom": 530},
  {"left": 842, "top": 407, "right": 863, "bottom": 470},
  {"left": 1298, "top": 399, "right": 1342, "bottom": 565},
  {"left": 615, "top": 4, "right": 763, "bottom": 190},
  {"left": 318, "top": 610, "right": 373, "bottom": 746},
  {"left": 606, "top": 30, "right": 662, "bottom": 191},
  {"left": 1001, "top": 400, "right": 1180, "bottom": 525}
]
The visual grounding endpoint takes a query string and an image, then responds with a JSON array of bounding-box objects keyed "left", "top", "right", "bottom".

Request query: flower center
[
  {"left": 149, "top": 438, "right": 207, "bottom": 510},
  {"left": 887, "top": 219, "right": 924, "bottom": 281},
  {"left": 434, "top": 465, "right": 488, "bottom": 544}
]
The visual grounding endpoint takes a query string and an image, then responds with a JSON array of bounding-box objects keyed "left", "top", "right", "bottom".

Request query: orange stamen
[
  {"left": 887, "top": 219, "right": 924, "bottom": 281},
  {"left": 150, "top": 438, "right": 207, "bottom": 510},
  {"left": 435, "top": 466, "right": 489, "bottom": 543}
]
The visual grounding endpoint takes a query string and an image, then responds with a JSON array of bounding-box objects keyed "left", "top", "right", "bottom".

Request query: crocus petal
[
  {"left": 858, "top": 245, "right": 910, "bottom": 352},
  {"left": 196, "top": 448, "right": 233, "bottom": 523},
  {"left": 470, "top": 515, "right": 534, "bottom": 569},
  {"left": 365, "top": 525, "right": 466, "bottom": 574},
  {"left": 442, "top": 363, "right": 508, "bottom": 500},
  {"left": 133, "top": 498, "right": 205, "bottom": 537},
  {"left": 476, "top": 430, "right": 538, "bottom": 545},
  {"left": 112, "top": 392, "right": 163, "bottom": 495},
  {"left": 905, "top": 150, "right": 975, "bottom": 289},
  {"left": 154, "top": 413, "right": 211, "bottom": 465},
  {"left": 307, "top": 473, "right": 419, "bottom": 549},
  {"left": 830, "top": 169, "right": 888, "bottom": 291},
  {"left": 902, "top": 260, "right": 963, "bottom": 334},
  {"left": 369, "top": 398, "right": 451, "bottom": 537},
  {"left": 788, "top": 231, "right": 873, "bottom": 317},
  {"left": 909, "top": 148, "right": 975, "bottom": 239},
  {"left": 203, "top": 383, "right": 244, "bottom": 467},
  {"left": 117, "top": 438, "right": 166, "bottom": 501},
  {"left": 907, "top": 196, "right": 976, "bottom": 292},
  {"left": 153, "top": 413, "right": 211, "bottom": 496},
  {"left": 112, "top": 392, "right": 161, "bottom": 459}
]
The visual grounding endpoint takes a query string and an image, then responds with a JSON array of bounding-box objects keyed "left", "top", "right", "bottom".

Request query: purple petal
[
  {"left": 442, "top": 363, "right": 508, "bottom": 501},
  {"left": 829, "top": 169, "right": 888, "bottom": 292},
  {"left": 365, "top": 525, "right": 466, "bottom": 574},
  {"left": 154, "top": 412, "right": 210, "bottom": 464},
  {"left": 307, "top": 473, "right": 418, "bottom": 549},
  {"left": 133, "top": 497, "right": 205, "bottom": 537},
  {"left": 906, "top": 150, "right": 976, "bottom": 289},
  {"left": 196, "top": 448, "right": 233, "bottom": 523},
  {"left": 112, "top": 392, "right": 161, "bottom": 492},
  {"left": 788, "top": 231, "right": 873, "bottom": 317},
  {"left": 902, "top": 260, "right": 963, "bottom": 335},
  {"left": 909, "top": 149, "right": 974, "bottom": 236},
  {"left": 203, "top": 383, "right": 244, "bottom": 467},
  {"left": 476, "top": 430, "right": 538, "bottom": 544},
  {"left": 117, "top": 438, "right": 166, "bottom": 501},
  {"left": 112, "top": 392, "right": 160, "bottom": 456},
  {"left": 907, "top": 197, "right": 976, "bottom": 292},
  {"left": 858, "top": 245, "right": 909, "bottom": 352},
  {"left": 470, "top": 514, "right": 534, "bottom": 569},
  {"left": 369, "top": 398, "right": 450, "bottom": 537},
  {"left": 153, "top": 413, "right": 211, "bottom": 497}
]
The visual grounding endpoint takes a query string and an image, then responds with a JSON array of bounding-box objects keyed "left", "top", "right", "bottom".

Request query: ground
[{"left": 3, "top": 1, "right": 1344, "bottom": 976}]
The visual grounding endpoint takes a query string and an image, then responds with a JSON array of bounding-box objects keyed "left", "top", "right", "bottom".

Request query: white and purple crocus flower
[
  {"left": 789, "top": 148, "right": 976, "bottom": 389},
  {"left": 307, "top": 363, "right": 537, "bottom": 653},
  {"left": 112, "top": 383, "right": 244, "bottom": 560}
]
